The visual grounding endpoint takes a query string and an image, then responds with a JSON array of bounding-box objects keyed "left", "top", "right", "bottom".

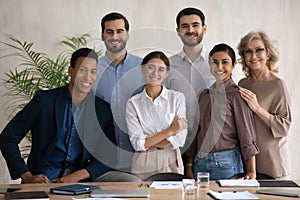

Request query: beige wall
[{"left": 1, "top": 0, "right": 299, "bottom": 183}]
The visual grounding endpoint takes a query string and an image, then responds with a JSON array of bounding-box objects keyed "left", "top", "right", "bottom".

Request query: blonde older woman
[{"left": 238, "top": 30, "right": 292, "bottom": 180}]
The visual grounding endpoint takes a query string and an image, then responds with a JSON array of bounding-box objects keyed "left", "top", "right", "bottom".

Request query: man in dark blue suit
[{"left": 0, "top": 48, "right": 140, "bottom": 183}]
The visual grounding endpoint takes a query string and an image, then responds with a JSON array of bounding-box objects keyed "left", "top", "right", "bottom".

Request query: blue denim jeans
[{"left": 193, "top": 149, "right": 244, "bottom": 180}]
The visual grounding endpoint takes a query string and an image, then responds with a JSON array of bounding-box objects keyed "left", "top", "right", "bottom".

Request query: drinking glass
[
  {"left": 182, "top": 179, "right": 195, "bottom": 195},
  {"left": 197, "top": 172, "right": 210, "bottom": 188}
]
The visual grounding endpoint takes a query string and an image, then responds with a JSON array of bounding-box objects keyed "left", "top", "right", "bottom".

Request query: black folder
[
  {"left": 258, "top": 180, "right": 299, "bottom": 187},
  {"left": 50, "top": 184, "right": 100, "bottom": 195},
  {"left": 5, "top": 191, "right": 49, "bottom": 200}
]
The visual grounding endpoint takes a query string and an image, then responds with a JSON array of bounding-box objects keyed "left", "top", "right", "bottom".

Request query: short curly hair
[{"left": 237, "top": 30, "right": 279, "bottom": 77}]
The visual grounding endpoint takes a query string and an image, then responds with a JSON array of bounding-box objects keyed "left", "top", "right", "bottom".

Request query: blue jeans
[{"left": 193, "top": 149, "right": 244, "bottom": 180}]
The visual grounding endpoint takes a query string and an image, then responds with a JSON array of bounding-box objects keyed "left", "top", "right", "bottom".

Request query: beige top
[{"left": 239, "top": 77, "right": 292, "bottom": 178}]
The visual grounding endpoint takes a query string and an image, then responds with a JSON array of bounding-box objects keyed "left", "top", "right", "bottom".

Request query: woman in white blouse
[{"left": 126, "top": 51, "right": 188, "bottom": 180}]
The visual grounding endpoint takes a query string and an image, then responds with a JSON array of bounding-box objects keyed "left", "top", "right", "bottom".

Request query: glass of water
[
  {"left": 182, "top": 179, "right": 195, "bottom": 195},
  {"left": 197, "top": 172, "right": 210, "bottom": 188}
]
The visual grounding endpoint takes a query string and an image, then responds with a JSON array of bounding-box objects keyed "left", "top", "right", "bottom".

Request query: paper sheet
[
  {"left": 150, "top": 181, "right": 183, "bottom": 189},
  {"left": 218, "top": 179, "right": 260, "bottom": 187},
  {"left": 208, "top": 189, "right": 259, "bottom": 199},
  {"left": 72, "top": 198, "right": 126, "bottom": 200}
]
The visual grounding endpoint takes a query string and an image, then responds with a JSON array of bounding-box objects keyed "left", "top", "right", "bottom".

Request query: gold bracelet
[{"left": 186, "top": 163, "right": 193, "bottom": 167}]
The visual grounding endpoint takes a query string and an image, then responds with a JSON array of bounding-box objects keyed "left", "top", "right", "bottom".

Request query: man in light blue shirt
[{"left": 95, "top": 12, "right": 144, "bottom": 172}]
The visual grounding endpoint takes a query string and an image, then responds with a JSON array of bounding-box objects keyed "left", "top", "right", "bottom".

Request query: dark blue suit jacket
[{"left": 0, "top": 85, "right": 116, "bottom": 181}]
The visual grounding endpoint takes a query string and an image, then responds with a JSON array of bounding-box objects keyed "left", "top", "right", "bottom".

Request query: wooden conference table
[{"left": 0, "top": 180, "right": 299, "bottom": 200}]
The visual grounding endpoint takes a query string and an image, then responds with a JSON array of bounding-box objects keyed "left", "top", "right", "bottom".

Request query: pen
[{"left": 218, "top": 191, "right": 237, "bottom": 193}]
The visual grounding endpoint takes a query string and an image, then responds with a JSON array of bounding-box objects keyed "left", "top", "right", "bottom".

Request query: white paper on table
[
  {"left": 150, "top": 181, "right": 183, "bottom": 189},
  {"left": 208, "top": 189, "right": 259, "bottom": 200},
  {"left": 72, "top": 198, "right": 126, "bottom": 200},
  {"left": 218, "top": 179, "right": 260, "bottom": 187}
]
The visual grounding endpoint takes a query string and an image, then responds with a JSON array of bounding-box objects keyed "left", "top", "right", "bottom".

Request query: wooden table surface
[{"left": 0, "top": 180, "right": 299, "bottom": 199}]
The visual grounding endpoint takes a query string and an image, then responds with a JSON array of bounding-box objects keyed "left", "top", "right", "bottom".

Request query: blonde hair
[{"left": 237, "top": 30, "right": 279, "bottom": 77}]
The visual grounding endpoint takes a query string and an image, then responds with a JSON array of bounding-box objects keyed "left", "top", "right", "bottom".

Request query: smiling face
[
  {"left": 69, "top": 56, "right": 97, "bottom": 95},
  {"left": 244, "top": 39, "right": 270, "bottom": 72},
  {"left": 101, "top": 19, "right": 129, "bottom": 53},
  {"left": 176, "top": 14, "right": 207, "bottom": 47},
  {"left": 141, "top": 58, "right": 168, "bottom": 86},
  {"left": 210, "top": 51, "right": 235, "bottom": 83}
]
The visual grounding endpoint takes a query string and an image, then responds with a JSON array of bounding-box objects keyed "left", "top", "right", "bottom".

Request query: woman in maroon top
[{"left": 186, "top": 43, "right": 259, "bottom": 180}]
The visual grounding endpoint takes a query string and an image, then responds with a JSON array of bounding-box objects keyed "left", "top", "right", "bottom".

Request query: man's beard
[
  {"left": 105, "top": 39, "right": 127, "bottom": 53},
  {"left": 180, "top": 32, "right": 203, "bottom": 47}
]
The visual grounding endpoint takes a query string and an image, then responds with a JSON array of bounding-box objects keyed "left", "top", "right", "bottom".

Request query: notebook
[
  {"left": 50, "top": 184, "right": 100, "bottom": 195},
  {"left": 257, "top": 189, "right": 300, "bottom": 197},
  {"left": 90, "top": 189, "right": 150, "bottom": 198}
]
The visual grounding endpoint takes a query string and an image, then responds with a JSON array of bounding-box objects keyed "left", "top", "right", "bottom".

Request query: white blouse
[{"left": 126, "top": 86, "right": 187, "bottom": 151}]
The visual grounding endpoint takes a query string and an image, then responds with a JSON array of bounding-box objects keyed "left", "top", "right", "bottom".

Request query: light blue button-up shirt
[{"left": 95, "top": 52, "right": 144, "bottom": 170}]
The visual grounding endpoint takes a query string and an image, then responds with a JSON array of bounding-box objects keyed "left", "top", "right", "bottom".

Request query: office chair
[
  {"left": 230, "top": 172, "right": 274, "bottom": 180},
  {"left": 256, "top": 172, "right": 275, "bottom": 179},
  {"left": 145, "top": 172, "right": 189, "bottom": 181}
]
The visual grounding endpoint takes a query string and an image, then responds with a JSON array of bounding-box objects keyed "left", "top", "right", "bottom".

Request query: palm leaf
[{"left": 60, "top": 33, "right": 90, "bottom": 50}]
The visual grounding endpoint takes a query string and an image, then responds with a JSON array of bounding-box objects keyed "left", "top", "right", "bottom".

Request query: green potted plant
[{"left": 1, "top": 33, "right": 101, "bottom": 158}]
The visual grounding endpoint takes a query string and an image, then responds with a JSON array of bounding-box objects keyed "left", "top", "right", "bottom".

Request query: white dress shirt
[{"left": 126, "top": 86, "right": 187, "bottom": 151}]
